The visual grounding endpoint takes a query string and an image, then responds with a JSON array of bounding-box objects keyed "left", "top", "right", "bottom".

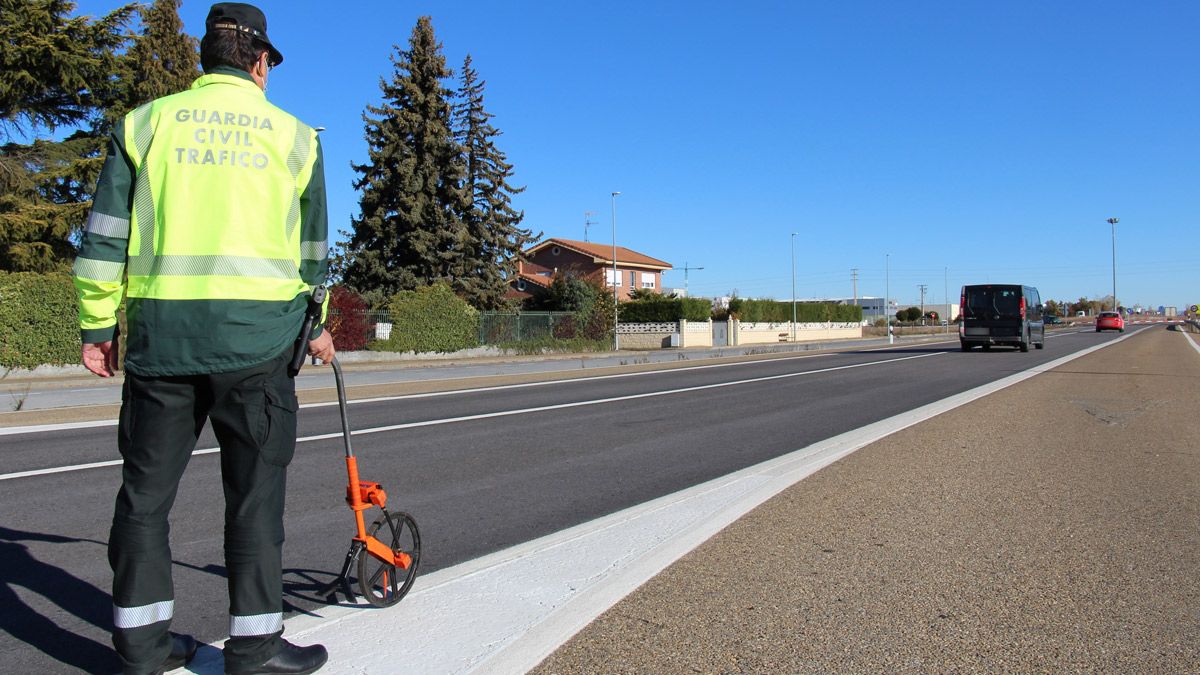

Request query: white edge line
[
  {"left": 1181, "top": 327, "right": 1200, "bottom": 355},
  {"left": 474, "top": 327, "right": 1146, "bottom": 674},
  {"left": 0, "top": 418, "right": 119, "bottom": 436}
]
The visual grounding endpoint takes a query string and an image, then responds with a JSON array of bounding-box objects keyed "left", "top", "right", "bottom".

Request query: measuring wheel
[{"left": 357, "top": 510, "right": 421, "bottom": 607}]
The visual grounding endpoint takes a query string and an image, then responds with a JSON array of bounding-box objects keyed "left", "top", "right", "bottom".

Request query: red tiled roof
[
  {"left": 527, "top": 238, "right": 672, "bottom": 270},
  {"left": 520, "top": 260, "right": 555, "bottom": 277},
  {"left": 515, "top": 271, "right": 552, "bottom": 289}
]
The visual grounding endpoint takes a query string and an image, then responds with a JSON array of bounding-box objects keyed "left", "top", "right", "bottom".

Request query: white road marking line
[
  {"left": 0, "top": 419, "right": 119, "bottom": 435},
  {"left": 1182, "top": 328, "right": 1200, "bottom": 356},
  {"left": 0, "top": 352, "right": 943, "bottom": 482}
]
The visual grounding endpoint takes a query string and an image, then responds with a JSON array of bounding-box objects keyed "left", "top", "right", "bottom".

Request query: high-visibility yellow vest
[
  {"left": 74, "top": 69, "right": 328, "bottom": 376},
  {"left": 124, "top": 72, "right": 320, "bottom": 302}
]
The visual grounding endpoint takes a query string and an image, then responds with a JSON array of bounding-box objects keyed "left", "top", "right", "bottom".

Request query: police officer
[{"left": 74, "top": 4, "right": 332, "bottom": 674}]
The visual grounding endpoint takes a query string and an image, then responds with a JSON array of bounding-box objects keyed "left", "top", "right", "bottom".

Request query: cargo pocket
[{"left": 259, "top": 383, "right": 299, "bottom": 467}]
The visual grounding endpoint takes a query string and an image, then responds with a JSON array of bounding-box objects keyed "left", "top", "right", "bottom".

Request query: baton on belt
[{"left": 289, "top": 285, "right": 327, "bottom": 376}]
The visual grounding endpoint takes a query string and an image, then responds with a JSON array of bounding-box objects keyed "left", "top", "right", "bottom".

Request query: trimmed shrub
[
  {"left": 728, "top": 299, "right": 862, "bottom": 323},
  {"left": 619, "top": 295, "right": 711, "bottom": 322},
  {"left": 382, "top": 283, "right": 479, "bottom": 353},
  {"left": 327, "top": 286, "right": 371, "bottom": 351},
  {"left": 544, "top": 273, "right": 598, "bottom": 314},
  {"left": 0, "top": 271, "right": 80, "bottom": 369}
]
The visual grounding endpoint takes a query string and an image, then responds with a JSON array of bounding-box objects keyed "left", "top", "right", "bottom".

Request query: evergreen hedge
[
  {"left": 728, "top": 299, "right": 862, "bottom": 323},
  {"left": 619, "top": 296, "right": 712, "bottom": 322},
  {"left": 0, "top": 272, "right": 80, "bottom": 369},
  {"left": 381, "top": 283, "right": 479, "bottom": 353}
]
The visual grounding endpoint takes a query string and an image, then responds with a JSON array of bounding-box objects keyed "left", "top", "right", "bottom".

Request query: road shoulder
[{"left": 534, "top": 326, "right": 1200, "bottom": 672}]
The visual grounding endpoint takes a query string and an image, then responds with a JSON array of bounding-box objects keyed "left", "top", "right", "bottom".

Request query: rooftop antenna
[{"left": 584, "top": 211, "right": 597, "bottom": 242}]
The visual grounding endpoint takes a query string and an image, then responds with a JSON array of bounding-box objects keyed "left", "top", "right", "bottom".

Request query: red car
[{"left": 1096, "top": 311, "right": 1125, "bottom": 333}]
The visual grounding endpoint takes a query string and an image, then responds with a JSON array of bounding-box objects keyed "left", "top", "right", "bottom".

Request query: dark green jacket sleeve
[
  {"left": 73, "top": 120, "right": 134, "bottom": 343},
  {"left": 299, "top": 136, "right": 329, "bottom": 338}
]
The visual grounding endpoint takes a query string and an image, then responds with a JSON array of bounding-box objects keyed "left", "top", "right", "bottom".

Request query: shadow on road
[{"left": 0, "top": 526, "right": 120, "bottom": 673}]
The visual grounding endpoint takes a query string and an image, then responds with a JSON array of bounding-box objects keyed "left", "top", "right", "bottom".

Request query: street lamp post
[
  {"left": 611, "top": 192, "right": 621, "bottom": 350},
  {"left": 1107, "top": 217, "right": 1119, "bottom": 311},
  {"left": 886, "top": 253, "right": 892, "bottom": 344},
  {"left": 790, "top": 232, "right": 798, "bottom": 342}
]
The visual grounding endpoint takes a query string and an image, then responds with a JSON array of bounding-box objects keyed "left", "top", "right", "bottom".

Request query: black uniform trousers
[{"left": 108, "top": 349, "right": 298, "bottom": 675}]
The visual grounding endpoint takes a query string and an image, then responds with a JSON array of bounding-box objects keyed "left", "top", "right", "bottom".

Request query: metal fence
[{"left": 477, "top": 312, "right": 577, "bottom": 345}]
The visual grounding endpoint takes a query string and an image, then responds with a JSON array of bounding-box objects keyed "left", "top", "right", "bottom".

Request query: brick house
[{"left": 507, "top": 238, "right": 672, "bottom": 303}]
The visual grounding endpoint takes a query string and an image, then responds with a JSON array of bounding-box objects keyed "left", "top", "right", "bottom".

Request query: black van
[{"left": 959, "top": 284, "right": 1045, "bottom": 352}]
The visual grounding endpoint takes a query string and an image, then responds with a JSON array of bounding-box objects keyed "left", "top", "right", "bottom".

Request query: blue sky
[{"left": 71, "top": 1, "right": 1198, "bottom": 309}]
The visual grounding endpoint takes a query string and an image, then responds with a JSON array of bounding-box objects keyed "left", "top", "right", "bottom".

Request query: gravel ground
[{"left": 534, "top": 327, "right": 1200, "bottom": 673}]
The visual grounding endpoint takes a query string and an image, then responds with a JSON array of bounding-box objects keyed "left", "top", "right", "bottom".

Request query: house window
[
  {"left": 640, "top": 272, "right": 655, "bottom": 289},
  {"left": 517, "top": 279, "right": 527, "bottom": 291},
  {"left": 551, "top": 246, "right": 561, "bottom": 256},
  {"left": 605, "top": 269, "right": 622, "bottom": 287}
]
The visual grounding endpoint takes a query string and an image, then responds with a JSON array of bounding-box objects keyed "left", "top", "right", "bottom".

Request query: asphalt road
[{"left": 0, "top": 327, "right": 1144, "bottom": 673}]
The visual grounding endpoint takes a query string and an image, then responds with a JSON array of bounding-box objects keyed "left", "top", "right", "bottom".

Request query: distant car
[
  {"left": 1044, "top": 315, "right": 1063, "bottom": 325},
  {"left": 1096, "top": 311, "right": 1124, "bottom": 333}
]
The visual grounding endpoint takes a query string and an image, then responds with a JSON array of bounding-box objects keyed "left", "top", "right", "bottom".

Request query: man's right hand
[
  {"left": 82, "top": 341, "right": 118, "bottom": 377},
  {"left": 308, "top": 331, "right": 335, "bottom": 364}
]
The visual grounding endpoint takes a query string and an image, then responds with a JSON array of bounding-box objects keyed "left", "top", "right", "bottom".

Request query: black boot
[
  {"left": 225, "top": 639, "right": 328, "bottom": 675},
  {"left": 149, "top": 633, "right": 198, "bottom": 674}
]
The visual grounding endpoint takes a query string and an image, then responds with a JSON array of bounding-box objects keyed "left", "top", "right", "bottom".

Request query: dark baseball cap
[{"left": 205, "top": 3, "right": 283, "bottom": 67}]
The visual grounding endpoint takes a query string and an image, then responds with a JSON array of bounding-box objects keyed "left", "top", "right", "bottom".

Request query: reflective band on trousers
[
  {"left": 113, "top": 600, "right": 173, "bottom": 629},
  {"left": 230, "top": 612, "right": 283, "bottom": 637}
]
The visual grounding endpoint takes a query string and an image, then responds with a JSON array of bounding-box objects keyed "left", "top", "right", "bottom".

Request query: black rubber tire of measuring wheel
[{"left": 357, "top": 511, "right": 421, "bottom": 608}]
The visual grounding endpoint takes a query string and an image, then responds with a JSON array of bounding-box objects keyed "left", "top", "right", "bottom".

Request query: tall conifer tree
[
  {"left": 122, "top": 0, "right": 200, "bottom": 113},
  {"left": 0, "top": 0, "right": 134, "bottom": 271},
  {"left": 452, "top": 55, "right": 535, "bottom": 310},
  {"left": 343, "top": 16, "right": 467, "bottom": 307}
]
